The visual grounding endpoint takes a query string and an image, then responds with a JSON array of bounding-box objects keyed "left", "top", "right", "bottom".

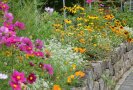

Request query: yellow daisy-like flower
[
  {"left": 79, "top": 38, "right": 85, "bottom": 44},
  {"left": 64, "top": 19, "right": 72, "bottom": 24}
]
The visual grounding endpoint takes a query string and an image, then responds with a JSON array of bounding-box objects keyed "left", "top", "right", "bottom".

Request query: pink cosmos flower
[
  {"left": 3, "top": 21, "right": 14, "bottom": 31},
  {"left": 43, "top": 64, "right": 53, "bottom": 75},
  {"left": 86, "top": 0, "right": 93, "bottom": 4},
  {"left": 11, "top": 70, "right": 26, "bottom": 83},
  {"left": 27, "top": 73, "right": 36, "bottom": 84},
  {"left": 9, "top": 81, "right": 21, "bottom": 90},
  {"left": 33, "top": 51, "right": 44, "bottom": 58},
  {"left": 4, "top": 12, "right": 14, "bottom": 23},
  {"left": 21, "top": 37, "right": 33, "bottom": 47},
  {"left": 0, "top": 2, "right": 9, "bottom": 12},
  {"left": 35, "top": 39, "right": 44, "bottom": 50},
  {"left": 0, "top": 26, "right": 9, "bottom": 41},
  {"left": 14, "top": 21, "right": 25, "bottom": 30}
]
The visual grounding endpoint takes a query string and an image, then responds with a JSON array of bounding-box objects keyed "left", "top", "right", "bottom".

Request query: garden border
[{"left": 71, "top": 42, "right": 133, "bottom": 90}]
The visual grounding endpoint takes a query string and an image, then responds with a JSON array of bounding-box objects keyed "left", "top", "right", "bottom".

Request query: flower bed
[{"left": 0, "top": 0, "right": 133, "bottom": 90}]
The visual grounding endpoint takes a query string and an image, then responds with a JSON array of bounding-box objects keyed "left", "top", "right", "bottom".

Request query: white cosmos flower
[
  {"left": 45, "top": 7, "right": 54, "bottom": 15},
  {"left": 0, "top": 73, "right": 8, "bottom": 79}
]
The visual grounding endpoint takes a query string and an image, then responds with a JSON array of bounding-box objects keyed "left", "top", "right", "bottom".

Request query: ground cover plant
[{"left": 0, "top": 0, "right": 133, "bottom": 90}]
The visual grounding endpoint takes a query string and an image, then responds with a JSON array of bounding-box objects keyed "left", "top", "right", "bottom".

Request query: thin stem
[{"left": 63, "top": 0, "right": 67, "bottom": 30}]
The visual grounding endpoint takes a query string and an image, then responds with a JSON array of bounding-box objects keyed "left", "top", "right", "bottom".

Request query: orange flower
[
  {"left": 75, "top": 71, "right": 85, "bottom": 78},
  {"left": 52, "top": 85, "right": 61, "bottom": 90},
  {"left": 79, "top": 48, "right": 86, "bottom": 53}
]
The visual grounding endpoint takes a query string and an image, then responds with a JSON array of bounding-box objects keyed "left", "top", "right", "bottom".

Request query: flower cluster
[
  {"left": 53, "top": 4, "right": 132, "bottom": 60},
  {"left": 0, "top": 1, "right": 45, "bottom": 58},
  {"left": 9, "top": 70, "right": 37, "bottom": 90}
]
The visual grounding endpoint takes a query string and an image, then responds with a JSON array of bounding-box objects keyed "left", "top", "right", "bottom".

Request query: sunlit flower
[
  {"left": 11, "top": 70, "right": 26, "bottom": 83},
  {"left": 64, "top": 19, "right": 72, "bottom": 24},
  {"left": 52, "top": 85, "right": 61, "bottom": 90}
]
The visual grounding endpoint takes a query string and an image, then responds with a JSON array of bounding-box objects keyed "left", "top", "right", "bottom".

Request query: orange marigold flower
[
  {"left": 79, "top": 48, "right": 86, "bottom": 53},
  {"left": 75, "top": 71, "right": 85, "bottom": 78},
  {"left": 52, "top": 85, "right": 61, "bottom": 90}
]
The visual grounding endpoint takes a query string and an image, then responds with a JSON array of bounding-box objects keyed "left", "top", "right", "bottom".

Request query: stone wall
[{"left": 71, "top": 42, "right": 133, "bottom": 90}]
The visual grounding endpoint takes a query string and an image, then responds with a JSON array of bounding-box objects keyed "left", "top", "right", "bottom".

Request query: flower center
[
  {"left": 17, "top": 76, "right": 21, "bottom": 80},
  {"left": 13, "top": 84, "right": 17, "bottom": 88},
  {"left": 30, "top": 76, "right": 33, "bottom": 80}
]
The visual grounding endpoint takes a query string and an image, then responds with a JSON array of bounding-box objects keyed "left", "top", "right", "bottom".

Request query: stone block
[
  {"left": 99, "top": 78, "right": 105, "bottom": 90},
  {"left": 93, "top": 81, "right": 100, "bottom": 90},
  {"left": 91, "top": 62, "right": 102, "bottom": 80}
]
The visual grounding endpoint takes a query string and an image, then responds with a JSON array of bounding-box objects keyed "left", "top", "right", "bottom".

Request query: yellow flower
[
  {"left": 75, "top": 71, "right": 85, "bottom": 78},
  {"left": 93, "top": 44, "right": 97, "bottom": 47},
  {"left": 67, "top": 76, "right": 72, "bottom": 83},
  {"left": 4, "top": 51, "right": 12, "bottom": 57},
  {"left": 25, "top": 53, "right": 34, "bottom": 59},
  {"left": 52, "top": 85, "right": 61, "bottom": 90},
  {"left": 70, "top": 75, "right": 75, "bottom": 79},
  {"left": 79, "top": 39, "right": 85, "bottom": 44},
  {"left": 67, "top": 75, "right": 75, "bottom": 83},
  {"left": 73, "top": 47, "right": 79, "bottom": 52},
  {"left": 17, "top": 56, "right": 23, "bottom": 62},
  {"left": 77, "top": 17, "right": 83, "bottom": 21},
  {"left": 64, "top": 19, "right": 72, "bottom": 24},
  {"left": 72, "top": 64, "right": 76, "bottom": 70}
]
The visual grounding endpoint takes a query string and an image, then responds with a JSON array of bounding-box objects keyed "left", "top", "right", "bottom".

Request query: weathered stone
[
  {"left": 71, "top": 86, "right": 88, "bottom": 90},
  {"left": 112, "top": 76, "right": 117, "bottom": 82},
  {"left": 87, "top": 70, "right": 94, "bottom": 90},
  {"left": 114, "top": 62, "right": 120, "bottom": 76},
  {"left": 125, "top": 42, "right": 133, "bottom": 52},
  {"left": 91, "top": 62, "right": 102, "bottom": 80},
  {"left": 105, "top": 69, "right": 110, "bottom": 76},
  {"left": 111, "top": 52, "right": 118, "bottom": 65},
  {"left": 108, "top": 61, "right": 114, "bottom": 76},
  {"left": 93, "top": 81, "right": 100, "bottom": 90},
  {"left": 99, "top": 78, "right": 105, "bottom": 90},
  {"left": 120, "top": 43, "right": 127, "bottom": 54}
]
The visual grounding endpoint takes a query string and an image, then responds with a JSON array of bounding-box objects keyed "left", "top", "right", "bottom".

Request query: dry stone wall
[{"left": 72, "top": 42, "right": 133, "bottom": 90}]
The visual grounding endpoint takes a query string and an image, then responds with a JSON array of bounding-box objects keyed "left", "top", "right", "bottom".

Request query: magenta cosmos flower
[
  {"left": 35, "top": 39, "right": 44, "bottom": 50},
  {"left": 14, "top": 21, "right": 25, "bottom": 30},
  {"left": 86, "top": 0, "right": 93, "bottom": 4},
  {"left": 4, "top": 12, "right": 14, "bottom": 23},
  {"left": 11, "top": 70, "right": 26, "bottom": 83},
  {"left": 3, "top": 21, "right": 14, "bottom": 31},
  {"left": 0, "top": 2, "right": 9, "bottom": 12},
  {"left": 9, "top": 81, "right": 21, "bottom": 90},
  {"left": 0, "top": 26, "right": 9, "bottom": 38},
  {"left": 33, "top": 51, "right": 44, "bottom": 58},
  {"left": 27, "top": 73, "right": 36, "bottom": 84},
  {"left": 43, "top": 64, "right": 53, "bottom": 75}
]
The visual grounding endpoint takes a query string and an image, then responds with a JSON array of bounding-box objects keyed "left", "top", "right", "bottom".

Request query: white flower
[
  {"left": 45, "top": 7, "right": 54, "bottom": 15},
  {"left": 0, "top": 73, "right": 8, "bottom": 79}
]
